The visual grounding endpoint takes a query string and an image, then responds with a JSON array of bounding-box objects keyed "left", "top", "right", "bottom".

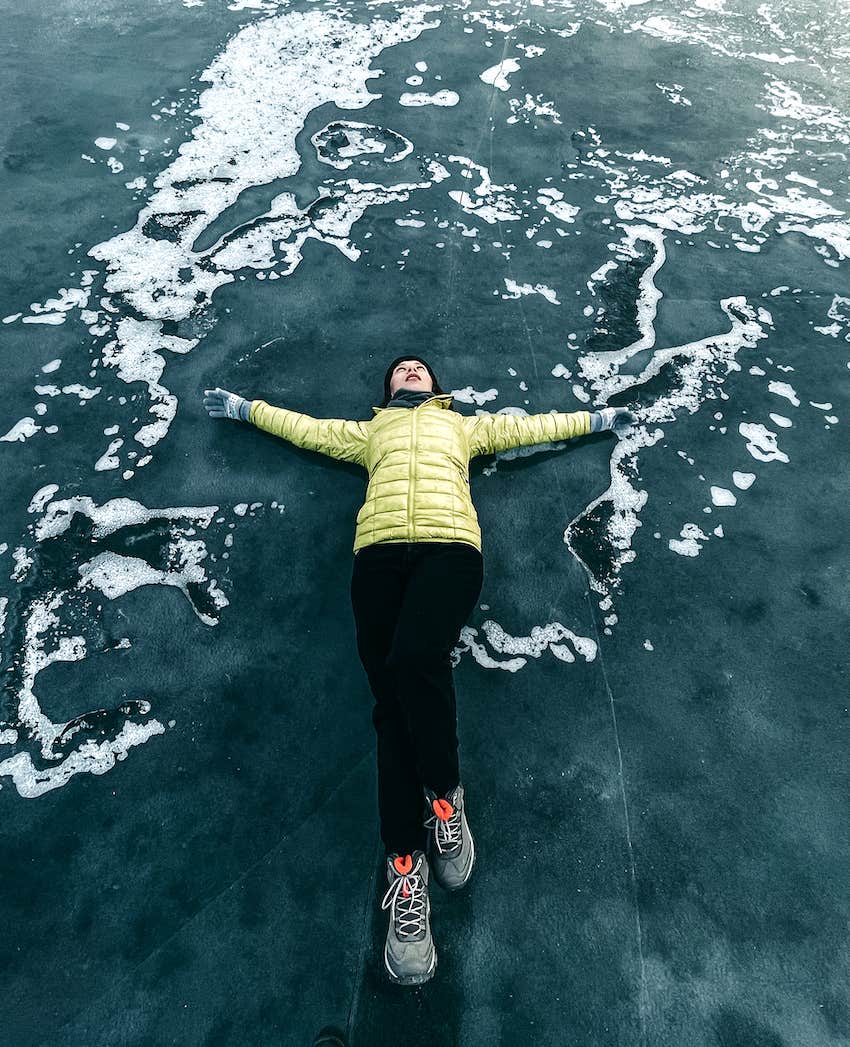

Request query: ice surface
[{"left": 1, "top": 2, "right": 848, "bottom": 1039}]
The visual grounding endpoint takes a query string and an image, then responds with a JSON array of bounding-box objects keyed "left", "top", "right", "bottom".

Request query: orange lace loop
[
  {"left": 393, "top": 854, "right": 413, "bottom": 875},
  {"left": 432, "top": 798, "right": 454, "bottom": 820}
]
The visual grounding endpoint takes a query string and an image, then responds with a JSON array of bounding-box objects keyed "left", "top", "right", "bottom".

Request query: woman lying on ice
[{"left": 203, "top": 355, "right": 636, "bottom": 987}]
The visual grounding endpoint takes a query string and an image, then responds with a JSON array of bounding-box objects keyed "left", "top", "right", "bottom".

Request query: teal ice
[{"left": 1, "top": 1, "right": 848, "bottom": 1045}]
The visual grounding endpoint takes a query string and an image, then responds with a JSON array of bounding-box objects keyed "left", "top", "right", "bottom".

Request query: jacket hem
[{"left": 353, "top": 535, "right": 482, "bottom": 554}]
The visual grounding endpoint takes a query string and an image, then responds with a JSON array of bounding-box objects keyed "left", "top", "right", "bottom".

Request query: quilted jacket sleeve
[
  {"left": 249, "top": 399, "right": 369, "bottom": 467},
  {"left": 462, "top": 409, "right": 592, "bottom": 458}
]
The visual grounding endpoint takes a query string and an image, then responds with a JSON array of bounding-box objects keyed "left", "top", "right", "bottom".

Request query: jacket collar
[{"left": 372, "top": 393, "right": 454, "bottom": 415}]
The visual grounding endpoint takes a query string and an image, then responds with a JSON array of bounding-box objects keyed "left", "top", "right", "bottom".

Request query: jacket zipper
[{"left": 408, "top": 404, "right": 417, "bottom": 534}]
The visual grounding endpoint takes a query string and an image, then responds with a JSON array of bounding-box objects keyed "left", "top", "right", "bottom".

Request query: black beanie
[{"left": 380, "top": 355, "right": 445, "bottom": 407}]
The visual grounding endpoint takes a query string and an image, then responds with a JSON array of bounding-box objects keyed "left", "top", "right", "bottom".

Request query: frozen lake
[{"left": 1, "top": 0, "right": 848, "bottom": 1044}]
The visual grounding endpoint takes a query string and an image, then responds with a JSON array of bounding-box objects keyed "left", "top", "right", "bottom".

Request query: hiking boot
[
  {"left": 423, "top": 784, "right": 475, "bottom": 891},
  {"left": 380, "top": 849, "right": 437, "bottom": 985}
]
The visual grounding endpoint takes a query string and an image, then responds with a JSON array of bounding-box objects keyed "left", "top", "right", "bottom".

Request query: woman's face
[{"left": 389, "top": 359, "right": 434, "bottom": 396}]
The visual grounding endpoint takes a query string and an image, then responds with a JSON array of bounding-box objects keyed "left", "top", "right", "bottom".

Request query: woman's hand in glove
[
  {"left": 203, "top": 387, "right": 253, "bottom": 422},
  {"left": 589, "top": 406, "right": 638, "bottom": 434}
]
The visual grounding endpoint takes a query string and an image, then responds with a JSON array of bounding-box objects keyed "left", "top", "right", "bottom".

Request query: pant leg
[
  {"left": 386, "top": 542, "right": 485, "bottom": 801},
  {"left": 350, "top": 543, "right": 426, "bottom": 858}
]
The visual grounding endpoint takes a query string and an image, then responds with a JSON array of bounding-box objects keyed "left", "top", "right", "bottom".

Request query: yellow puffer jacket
[{"left": 249, "top": 394, "right": 591, "bottom": 553}]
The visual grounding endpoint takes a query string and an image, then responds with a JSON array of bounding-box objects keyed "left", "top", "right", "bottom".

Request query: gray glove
[
  {"left": 589, "top": 406, "right": 638, "bottom": 434},
  {"left": 203, "top": 387, "right": 253, "bottom": 422}
]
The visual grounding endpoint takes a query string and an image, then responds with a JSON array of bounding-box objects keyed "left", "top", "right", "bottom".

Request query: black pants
[{"left": 350, "top": 541, "right": 485, "bottom": 857}]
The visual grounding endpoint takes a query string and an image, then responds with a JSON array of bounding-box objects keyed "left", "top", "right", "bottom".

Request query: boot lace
[
  {"left": 381, "top": 859, "right": 427, "bottom": 938},
  {"left": 424, "top": 797, "right": 462, "bottom": 855}
]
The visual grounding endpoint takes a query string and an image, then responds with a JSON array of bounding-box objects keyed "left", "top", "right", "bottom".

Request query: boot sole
[{"left": 383, "top": 941, "right": 437, "bottom": 986}]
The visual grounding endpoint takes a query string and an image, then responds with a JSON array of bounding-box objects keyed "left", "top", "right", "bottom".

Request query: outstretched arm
[
  {"left": 463, "top": 409, "right": 592, "bottom": 458},
  {"left": 248, "top": 399, "right": 369, "bottom": 467},
  {"left": 203, "top": 387, "right": 368, "bottom": 466},
  {"left": 462, "top": 405, "right": 638, "bottom": 458}
]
